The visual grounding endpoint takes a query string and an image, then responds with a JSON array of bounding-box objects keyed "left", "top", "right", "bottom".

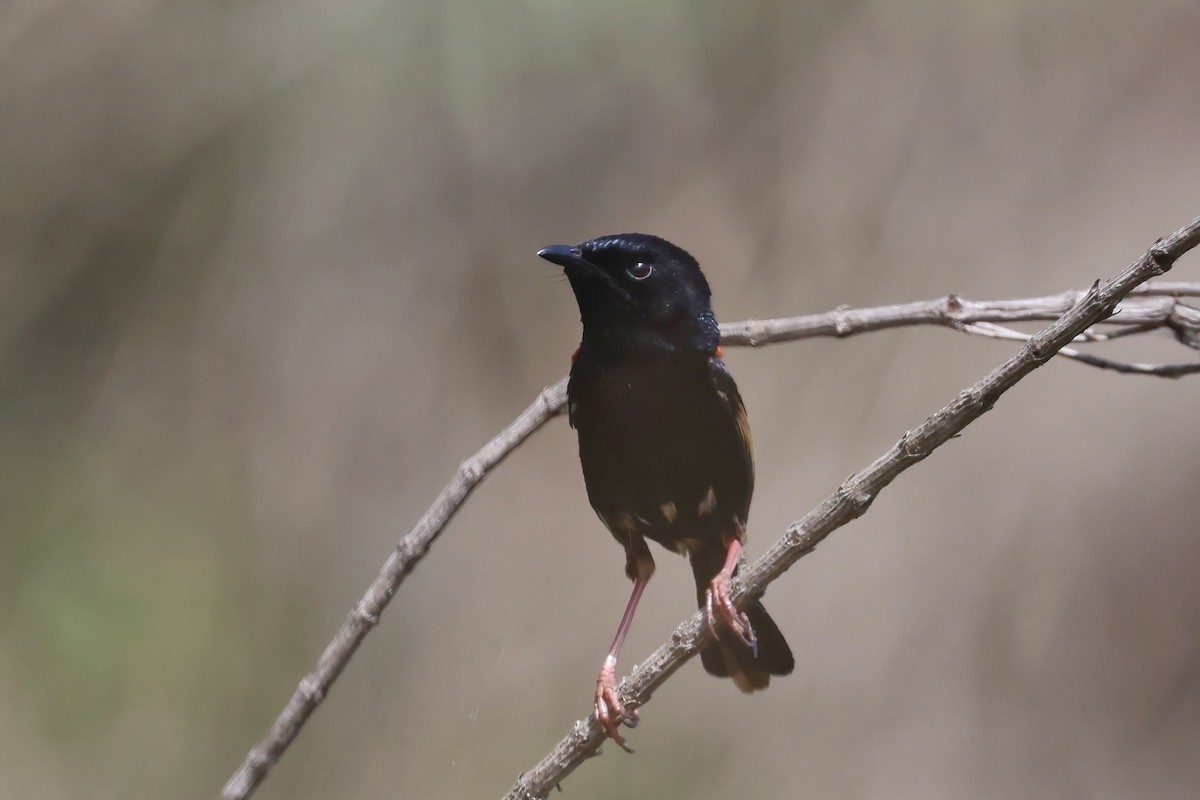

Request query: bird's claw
[
  {"left": 595, "top": 663, "right": 638, "bottom": 753},
  {"left": 705, "top": 575, "right": 757, "bottom": 655}
]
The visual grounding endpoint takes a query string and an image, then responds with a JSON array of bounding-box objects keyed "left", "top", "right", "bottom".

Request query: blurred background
[{"left": 2, "top": 1, "right": 1199, "bottom": 798}]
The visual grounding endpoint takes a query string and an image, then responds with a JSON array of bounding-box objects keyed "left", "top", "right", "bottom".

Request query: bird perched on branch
[{"left": 538, "top": 233, "right": 793, "bottom": 750}]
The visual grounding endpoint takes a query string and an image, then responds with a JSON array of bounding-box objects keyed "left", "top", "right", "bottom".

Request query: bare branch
[
  {"left": 1072, "top": 321, "right": 1162, "bottom": 342},
  {"left": 960, "top": 321, "right": 1200, "bottom": 377},
  {"left": 503, "top": 217, "right": 1200, "bottom": 800},
  {"left": 221, "top": 379, "right": 568, "bottom": 800},
  {"left": 221, "top": 226, "right": 1200, "bottom": 800},
  {"left": 1133, "top": 280, "right": 1200, "bottom": 297},
  {"left": 719, "top": 283, "right": 1200, "bottom": 349}
]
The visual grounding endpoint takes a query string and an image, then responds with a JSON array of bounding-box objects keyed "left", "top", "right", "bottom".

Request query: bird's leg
[
  {"left": 594, "top": 575, "right": 646, "bottom": 752},
  {"left": 705, "top": 537, "right": 757, "bottom": 653},
  {"left": 595, "top": 536, "right": 653, "bottom": 752}
]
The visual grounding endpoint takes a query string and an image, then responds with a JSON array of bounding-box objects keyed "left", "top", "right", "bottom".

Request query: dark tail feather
[{"left": 692, "top": 547, "right": 795, "bottom": 692}]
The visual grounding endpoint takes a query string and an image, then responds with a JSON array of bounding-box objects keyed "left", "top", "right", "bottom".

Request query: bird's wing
[{"left": 708, "top": 355, "right": 755, "bottom": 524}]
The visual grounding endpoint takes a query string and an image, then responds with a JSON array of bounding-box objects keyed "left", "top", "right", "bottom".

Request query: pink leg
[
  {"left": 594, "top": 575, "right": 647, "bottom": 752},
  {"left": 704, "top": 539, "right": 757, "bottom": 651}
]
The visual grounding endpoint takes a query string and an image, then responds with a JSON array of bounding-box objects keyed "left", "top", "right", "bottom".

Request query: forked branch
[
  {"left": 221, "top": 219, "right": 1200, "bottom": 800},
  {"left": 502, "top": 218, "right": 1200, "bottom": 799}
]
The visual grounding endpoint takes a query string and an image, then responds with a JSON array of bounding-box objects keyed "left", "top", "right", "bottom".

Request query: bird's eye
[{"left": 627, "top": 261, "right": 653, "bottom": 281}]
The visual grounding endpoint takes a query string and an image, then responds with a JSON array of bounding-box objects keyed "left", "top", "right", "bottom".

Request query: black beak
[{"left": 537, "top": 244, "right": 590, "bottom": 271}]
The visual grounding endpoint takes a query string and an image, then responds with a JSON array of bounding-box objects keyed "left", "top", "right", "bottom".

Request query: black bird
[{"left": 538, "top": 233, "right": 793, "bottom": 749}]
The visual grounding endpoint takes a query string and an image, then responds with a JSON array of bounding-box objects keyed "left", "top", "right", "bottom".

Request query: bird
[{"left": 538, "top": 232, "right": 794, "bottom": 750}]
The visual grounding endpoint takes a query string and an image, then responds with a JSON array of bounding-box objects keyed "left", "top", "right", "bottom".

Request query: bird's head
[{"left": 538, "top": 233, "right": 719, "bottom": 355}]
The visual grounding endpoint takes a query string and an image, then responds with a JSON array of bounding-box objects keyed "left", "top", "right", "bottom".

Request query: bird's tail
[{"left": 691, "top": 545, "right": 794, "bottom": 692}]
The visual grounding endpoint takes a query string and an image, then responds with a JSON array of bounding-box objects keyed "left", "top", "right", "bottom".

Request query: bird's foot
[
  {"left": 705, "top": 573, "right": 757, "bottom": 654},
  {"left": 594, "top": 657, "right": 638, "bottom": 753}
]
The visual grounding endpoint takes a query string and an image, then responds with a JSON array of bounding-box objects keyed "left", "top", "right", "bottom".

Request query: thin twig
[
  {"left": 960, "top": 321, "right": 1200, "bottom": 377},
  {"left": 221, "top": 239, "right": 1200, "bottom": 800},
  {"left": 1075, "top": 321, "right": 1161, "bottom": 342},
  {"left": 1132, "top": 281, "right": 1200, "bottom": 296},
  {"left": 503, "top": 217, "right": 1200, "bottom": 799},
  {"left": 719, "top": 284, "right": 1200, "bottom": 347}
]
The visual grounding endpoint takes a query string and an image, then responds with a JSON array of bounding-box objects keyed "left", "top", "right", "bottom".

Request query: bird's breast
[{"left": 568, "top": 352, "right": 752, "bottom": 544}]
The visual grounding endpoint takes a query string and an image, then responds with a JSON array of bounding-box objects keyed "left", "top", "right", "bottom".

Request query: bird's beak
[{"left": 537, "top": 244, "right": 591, "bottom": 272}]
